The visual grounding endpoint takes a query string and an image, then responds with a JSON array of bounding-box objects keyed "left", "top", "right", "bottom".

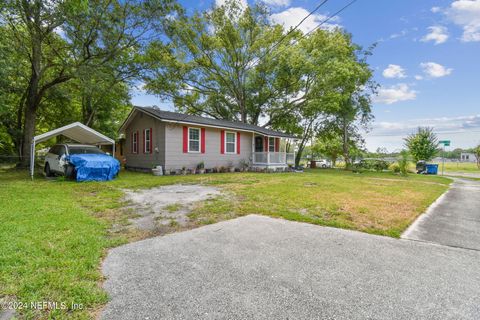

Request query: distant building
[{"left": 460, "top": 152, "right": 477, "bottom": 163}]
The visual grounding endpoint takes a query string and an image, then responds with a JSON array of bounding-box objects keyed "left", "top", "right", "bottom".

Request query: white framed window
[
  {"left": 132, "top": 131, "right": 138, "bottom": 154},
  {"left": 225, "top": 131, "right": 236, "bottom": 153},
  {"left": 269, "top": 137, "right": 275, "bottom": 152},
  {"left": 188, "top": 127, "right": 200, "bottom": 152},
  {"left": 144, "top": 128, "right": 151, "bottom": 153}
]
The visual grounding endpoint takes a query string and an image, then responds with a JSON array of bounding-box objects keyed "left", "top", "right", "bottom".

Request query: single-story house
[
  {"left": 460, "top": 152, "right": 477, "bottom": 163},
  {"left": 119, "top": 106, "right": 297, "bottom": 171}
]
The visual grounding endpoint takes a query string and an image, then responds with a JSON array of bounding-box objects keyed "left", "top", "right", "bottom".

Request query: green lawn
[
  {"left": 0, "top": 167, "right": 451, "bottom": 319},
  {"left": 432, "top": 161, "right": 479, "bottom": 173}
]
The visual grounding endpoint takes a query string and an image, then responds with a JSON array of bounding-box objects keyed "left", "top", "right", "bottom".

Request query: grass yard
[
  {"left": 432, "top": 161, "right": 479, "bottom": 173},
  {"left": 0, "top": 167, "right": 451, "bottom": 319}
]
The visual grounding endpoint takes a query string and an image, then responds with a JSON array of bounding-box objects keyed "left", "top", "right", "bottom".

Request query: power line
[
  {"left": 300, "top": 0, "right": 358, "bottom": 40},
  {"left": 249, "top": 0, "right": 329, "bottom": 69},
  {"left": 248, "top": 0, "right": 359, "bottom": 70}
]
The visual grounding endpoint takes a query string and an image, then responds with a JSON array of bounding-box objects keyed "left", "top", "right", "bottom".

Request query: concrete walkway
[
  {"left": 402, "top": 178, "right": 480, "bottom": 251},
  {"left": 102, "top": 215, "right": 480, "bottom": 320}
]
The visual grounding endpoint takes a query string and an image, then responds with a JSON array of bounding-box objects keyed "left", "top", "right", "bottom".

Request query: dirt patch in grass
[{"left": 121, "top": 184, "right": 222, "bottom": 235}]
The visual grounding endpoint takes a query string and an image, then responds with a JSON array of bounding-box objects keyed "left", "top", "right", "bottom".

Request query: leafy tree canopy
[{"left": 404, "top": 127, "right": 439, "bottom": 162}]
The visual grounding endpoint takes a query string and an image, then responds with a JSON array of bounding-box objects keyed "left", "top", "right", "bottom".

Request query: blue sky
[{"left": 132, "top": 0, "right": 480, "bottom": 152}]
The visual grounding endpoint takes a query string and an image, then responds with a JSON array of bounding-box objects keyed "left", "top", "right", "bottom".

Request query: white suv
[{"left": 44, "top": 144, "right": 105, "bottom": 177}]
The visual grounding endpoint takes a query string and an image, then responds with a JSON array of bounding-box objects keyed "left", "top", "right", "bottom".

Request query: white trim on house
[
  {"left": 132, "top": 131, "right": 138, "bottom": 154},
  {"left": 268, "top": 136, "right": 275, "bottom": 152},
  {"left": 144, "top": 128, "right": 151, "bottom": 153},
  {"left": 224, "top": 131, "right": 237, "bottom": 154},
  {"left": 187, "top": 127, "right": 201, "bottom": 153}
]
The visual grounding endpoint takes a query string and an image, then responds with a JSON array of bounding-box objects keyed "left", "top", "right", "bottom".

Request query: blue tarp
[{"left": 67, "top": 154, "right": 120, "bottom": 182}]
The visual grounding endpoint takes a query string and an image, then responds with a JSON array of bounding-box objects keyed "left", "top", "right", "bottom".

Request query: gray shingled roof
[{"left": 137, "top": 106, "right": 297, "bottom": 139}]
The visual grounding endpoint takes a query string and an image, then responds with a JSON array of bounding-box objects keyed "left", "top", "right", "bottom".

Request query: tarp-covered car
[{"left": 44, "top": 144, "right": 120, "bottom": 181}]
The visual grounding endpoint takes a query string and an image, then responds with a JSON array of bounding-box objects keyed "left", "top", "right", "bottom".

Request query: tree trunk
[
  {"left": 14, "top": 97, "right": 25, "bottom": 161},
  {"left": 20, "top": 17, "right": 42, "bottom": 167},
  {"left": 342, "top": 117, "right": 350, "bottom": 170},
  {"left": 295, "top": 145, "right": 304, "bottom": 167},
  {"left": 82, "top": 93, "right": 95, "bottom": 126},
  {"left": 20, "top": 94, "right": 39, "bottom": 167}
]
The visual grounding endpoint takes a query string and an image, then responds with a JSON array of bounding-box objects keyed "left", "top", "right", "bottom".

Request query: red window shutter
[
  {"left": 183, "top": 126, "right": 188, "bottom": 153},
  {"left": 136, "top": 130, "right": 139, "bottom": 153},
  {"left": 201, "top": 128, "right": 206, "bottom": 153},
  {"left": 275, "top": 138, "right": 280, "bottom": 152},
  {"left": 131, "top": 132, "right": 133, "bottom": 154},
  {"left": 220, "top": 130, "right": 225, "bottom": 154},
  {"left": 236, "top": 132, "right": 240, "bottom": 154},
  {"left": 264, "top": 137, "right": 268, "bottom": 152},
  {"left": 150, "top": 127, "right": 153, "bottom": 154},
  {"left": 142, "top": 129, "right": 145, "bottom": 154}
]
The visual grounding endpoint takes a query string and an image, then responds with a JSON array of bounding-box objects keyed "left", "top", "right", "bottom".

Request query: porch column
[
  {"left": 251, "top": 133, "right": 255, "bottom": 164},
  {"left": 267, "top": 136, "right": 270, "bottom": 165},
  {"left": 293, "top": 139, "right": 296, "bottom": 167}
]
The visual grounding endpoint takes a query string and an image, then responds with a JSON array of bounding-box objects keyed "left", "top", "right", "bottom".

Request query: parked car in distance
[
  {"left": 309, "top": 159, "right": 331, "bottom": 168},
  {"left": 44, "top": 144, "right": 106, "bottom": 177}
]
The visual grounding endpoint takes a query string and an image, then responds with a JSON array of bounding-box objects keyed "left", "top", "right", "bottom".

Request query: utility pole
[{"left": 439, "top": 140, "right": 451, "bottom": 176}]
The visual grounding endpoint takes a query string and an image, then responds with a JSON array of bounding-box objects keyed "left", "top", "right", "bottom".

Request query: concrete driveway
[
  {"left": 402, "top": 178, "right": 480, "bottom": 250},
  {"left": 102, "top": 215, "right": 480, "bottom": 320}
]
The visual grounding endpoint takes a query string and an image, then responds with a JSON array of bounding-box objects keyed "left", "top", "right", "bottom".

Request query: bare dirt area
[{"left": 122, "top": 184, "right": 222, "bottom": 234}]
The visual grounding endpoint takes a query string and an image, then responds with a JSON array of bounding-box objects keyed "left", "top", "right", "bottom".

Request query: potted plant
[
  {"left": 152, "top": 165, "right": 163, "bottom": 176},
  {"left": 181, "top": 166, "right": 187, "bottom": 175},
  {"left": 197, "top": 161, "right": 205, "bottom": 174}
]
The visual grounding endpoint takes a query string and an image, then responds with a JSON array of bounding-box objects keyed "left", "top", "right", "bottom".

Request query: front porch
[{"left": 251, "top": 134, "right": 295, "bottom": 168}]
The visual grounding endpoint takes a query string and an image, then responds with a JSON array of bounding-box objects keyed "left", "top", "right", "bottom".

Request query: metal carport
[{"left": 30, "top": 122, "right": 115, "bottom": 179}]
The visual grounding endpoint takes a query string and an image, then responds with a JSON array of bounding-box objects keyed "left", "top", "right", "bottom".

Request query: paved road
[
  {"left": 102, "top": 215, "right": 480, "bottom": 320},
  {"left": 402, "top": 178, "right": 480, "bottom": 251}
]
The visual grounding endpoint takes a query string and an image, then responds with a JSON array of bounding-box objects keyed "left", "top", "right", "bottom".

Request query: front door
[{"left": 254, "top": 136, "right": 263, "bottom": 152}]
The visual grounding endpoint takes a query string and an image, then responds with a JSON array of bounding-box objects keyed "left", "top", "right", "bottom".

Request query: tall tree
[
  {"left": 143, "top": 0, "right": 299, "bottom": 124},
  {"left": 274, "top": 31, "right": 375, "bottom": 166},
  {"left": 1, "top": 0, "right": 177, "bottom": 165},
  {"left": 404, "top": 127, "right": 439, "bottom": 162}
]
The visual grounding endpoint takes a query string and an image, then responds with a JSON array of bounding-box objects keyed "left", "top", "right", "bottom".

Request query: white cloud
[
  {"left": 414, "top": 75, "right": 423, "bottom": 80},
  {"left": 371, "top": 114, "right": 480, "bottom": 136},
  {"left": 374, "top": 83, "right": 417, "bottom": 105},
  {"left": 431, "top": 6, "right": 441, "bottom": 13},
  {"left": 382, "top": 64, "right": 407, "bottom": 79},
  {"left": 420, "top": 62, "right": 453, "bottom": 78},
  {"left": 420, "top": 26, "right": 449, "bottom": 44},
  {"left": 262, "top": 0, "right": 290, "bottom": 7},
  {"left": 389, "top": 29, "right": 408, "bottom": 39},
  {"left": 446, "top": 0, "right": 480, "bottom": 42},
  {"left": 270, "top": 7, "right": 341, "bottom": 34}
]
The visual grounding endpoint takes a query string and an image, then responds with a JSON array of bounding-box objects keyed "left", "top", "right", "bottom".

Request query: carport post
[
  {"left": 112, "top": 142, "right": 115, "bottom": 158},
  {"left": 30, "top": 140, "right": 35, "bottom": 180}
]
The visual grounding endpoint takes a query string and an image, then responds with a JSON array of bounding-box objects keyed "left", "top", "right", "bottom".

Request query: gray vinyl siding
[
  {"left": 164, "top": 123, "right": 253, "bottom": 171},
  {"left": 125, "top": 112, "right": 166, "bottom": 169}
]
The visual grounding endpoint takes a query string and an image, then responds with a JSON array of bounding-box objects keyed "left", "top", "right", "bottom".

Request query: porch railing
[{"left": 253, "top": 152, "right": 295, "bottom": 165}]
